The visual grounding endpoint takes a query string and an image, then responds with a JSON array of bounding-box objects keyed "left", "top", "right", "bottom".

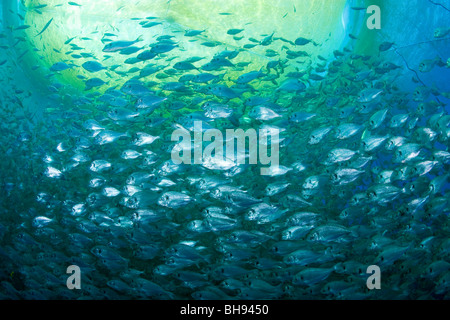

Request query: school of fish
[{"left": 0, "top": 1, "right": 449, "bottom": 300}]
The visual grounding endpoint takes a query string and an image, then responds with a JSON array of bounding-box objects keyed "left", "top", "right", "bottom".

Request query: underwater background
[{"left": 0, "top": 0, "right": 449, "bottom": 300}]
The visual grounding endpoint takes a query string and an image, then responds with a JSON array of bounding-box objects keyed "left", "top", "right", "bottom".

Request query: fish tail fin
[
  {"left": 436, "top": 56, "right": 446, "bottom": 67},
  {"left": 258, "top": 66, "right": 266, "bottom": 75},
  {"left": 430, "top": 82, "right": 441, "bottom": 97},
  {"left": 136, "top": 35, "right": 144, "bottom": 42},
  {"left": 123, "top": 131, "right": 132, "bottom": 139}
]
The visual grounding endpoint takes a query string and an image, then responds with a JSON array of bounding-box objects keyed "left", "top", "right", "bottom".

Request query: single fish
[
  {"left": 36, "top": 18, "right": 53, "bottom": 37},
  {"left": 103, "top": 36, "right": 143, "bottom": 52}
]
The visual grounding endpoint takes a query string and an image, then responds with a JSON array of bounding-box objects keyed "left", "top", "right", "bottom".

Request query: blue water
[{"left": 0, "top": 1, "right": 449, "bottom": 300}]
